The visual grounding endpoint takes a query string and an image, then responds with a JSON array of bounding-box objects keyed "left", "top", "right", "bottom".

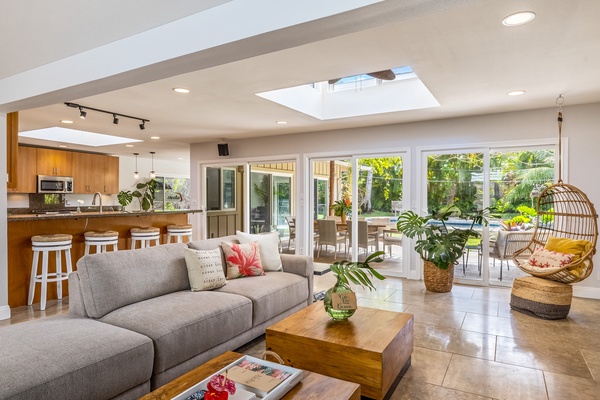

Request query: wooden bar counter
[{"left": 7, "top": 210, "right": 201, "bottom": 308}]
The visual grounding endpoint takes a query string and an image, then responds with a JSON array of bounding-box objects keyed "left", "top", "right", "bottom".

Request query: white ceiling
[{"left": 6, "top": 0, "right": 600, "bottom": 161}]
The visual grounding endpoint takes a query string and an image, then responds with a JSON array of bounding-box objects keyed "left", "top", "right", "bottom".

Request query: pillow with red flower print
[
  {"left": 526, "top": 246, "right": 574, "bottom": 270},
  {"left": 221, "top": 241, "right": 265, "bottom": 279}
]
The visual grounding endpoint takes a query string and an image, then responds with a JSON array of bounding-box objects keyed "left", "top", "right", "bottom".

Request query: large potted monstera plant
[{"left": 396, "top": 204, "right": 489, "bottom": 292}]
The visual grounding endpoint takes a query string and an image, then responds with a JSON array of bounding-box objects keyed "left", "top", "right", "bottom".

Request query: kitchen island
[{"left": 8, "top": 209, "right": 202, "bottom": 308}]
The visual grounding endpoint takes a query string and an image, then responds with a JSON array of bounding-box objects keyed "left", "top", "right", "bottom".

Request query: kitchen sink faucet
[{"left": 92, "top": 192, "right": 103, "bottom": 213}]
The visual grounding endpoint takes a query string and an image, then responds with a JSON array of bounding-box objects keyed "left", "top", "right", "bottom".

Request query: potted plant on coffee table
[
  {"left": 396, "top": 204, "right": 489, "bottom": 293},
  {"left": 324, "top": 251, "right": 385, "bottom": 320}
]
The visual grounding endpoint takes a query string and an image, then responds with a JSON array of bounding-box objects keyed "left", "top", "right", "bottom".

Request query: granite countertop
[{"left": 8, "top": 209, "right": 203, "bottom": 222}]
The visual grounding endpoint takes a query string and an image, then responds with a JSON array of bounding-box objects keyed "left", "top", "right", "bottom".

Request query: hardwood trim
[{"left": 6, "top": 111, "right": 18, "bottom": 189}]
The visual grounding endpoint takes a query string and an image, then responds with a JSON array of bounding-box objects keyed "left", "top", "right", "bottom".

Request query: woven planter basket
[{"left": 423, "top": 260, "right": 454, "bottom": 293}]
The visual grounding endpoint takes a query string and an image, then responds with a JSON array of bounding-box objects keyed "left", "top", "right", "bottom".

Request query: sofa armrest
[
  {"left": 280, "top": 254, "right": 314, "bottom": 305},
  {"left": 68, "top": 272, "right": 89, "bottom": 318}
]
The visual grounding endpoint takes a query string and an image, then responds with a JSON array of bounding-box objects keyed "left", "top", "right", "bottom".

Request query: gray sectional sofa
[{"left": 0, "top": 235, "right": 313, "bottom": 400}]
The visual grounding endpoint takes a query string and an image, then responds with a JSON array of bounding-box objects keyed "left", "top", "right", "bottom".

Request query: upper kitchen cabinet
[
  {"left": 72, "top": 152, "right": 120, "bottom": 194},
  {"left": 72, "top": 152, "right": 104, "bottom": 193},
  {"left": 36, "top": 148, "right": 73, "bottom": 176},
  {"left": 104, "top": 156, "right": 119, "bottom": 194},
  {"left": 8, "top": 146, "right": 37, "bottom": 193}
]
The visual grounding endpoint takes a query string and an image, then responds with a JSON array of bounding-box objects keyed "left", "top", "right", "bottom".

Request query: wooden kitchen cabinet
[
  {"left": 36, "top": 148, "right": 73, "bottom": 176},
  {"left": 72, "top": 152, "right": 120, "bottom": 194},
  {"left": 104, "top": 156, "right": 119, "bottom": 194},
  {"left": 8, "top": 146, "right": 37, "bottom": 193},
  {"left": 72, "top": 152, "right": 104, "bottom": 193}
]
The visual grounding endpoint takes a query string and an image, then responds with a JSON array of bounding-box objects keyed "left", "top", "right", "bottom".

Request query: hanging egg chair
[{"left": 513, "top": 96, "right": 598, "bottom": 284}]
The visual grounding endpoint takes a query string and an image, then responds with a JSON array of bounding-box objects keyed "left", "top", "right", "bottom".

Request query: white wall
[
  {"left": 0, "top": 113, "right": 9, "bottom": 320},
  {"left": 191, "top": 103, "right": 600, "bottom": 296}
]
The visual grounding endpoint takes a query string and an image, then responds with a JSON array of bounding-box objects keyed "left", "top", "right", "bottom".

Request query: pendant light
[
  {"left": 133, "top": 153, "right": 139, "bottom": 179},
  {"left": 149, "top": 152, "right": 156, "bottom": 178}
]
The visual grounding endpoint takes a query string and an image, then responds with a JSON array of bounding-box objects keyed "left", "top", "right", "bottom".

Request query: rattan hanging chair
[
  {"left": 513, "top": 182, "right": 598, "bottom": 283},
  {"left": 513, "top": 97, "right": 598, "bottom": 284}
]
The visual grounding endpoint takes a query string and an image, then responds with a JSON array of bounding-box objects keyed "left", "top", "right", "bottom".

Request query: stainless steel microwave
[{"left": 37, "top": 175, "right": 74, "bottom": 194}]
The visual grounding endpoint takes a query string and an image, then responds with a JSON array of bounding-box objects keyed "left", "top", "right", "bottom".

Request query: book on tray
[{"left": 172, "top": 355, "right": 303, "bottom": 400}]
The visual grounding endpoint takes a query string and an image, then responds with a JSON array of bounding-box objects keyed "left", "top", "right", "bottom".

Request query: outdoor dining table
[{"left": 336, "top": 221, "right": 395, "bottom": 251}]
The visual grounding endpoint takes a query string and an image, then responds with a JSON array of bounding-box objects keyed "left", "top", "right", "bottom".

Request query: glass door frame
[
  {"left": 417, "top": 138, "right": 562, "bottom": 287},
  {"left": 307, "top": 149, "right": 411, "bottom": 278}
]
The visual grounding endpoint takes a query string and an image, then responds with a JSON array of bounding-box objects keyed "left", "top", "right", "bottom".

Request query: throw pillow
[
  {"left": 528, "top": 246, "right": 573, "bottom": 269},
  {"left": 236, "top": 230, "right": 283, "bottom": 271},
  {"left": 544, "top": 236, "right": 591, "bottom": 260},
  {"left": 184, "top": 248, "right": 227, "bottom": 291},
  {"left": 221, "top": 241, "right": 265, "bottom": 279}
]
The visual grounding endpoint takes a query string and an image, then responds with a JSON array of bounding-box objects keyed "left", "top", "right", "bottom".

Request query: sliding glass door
[
  {"left": 422, "top": 145, "right": 556, "bottom": 287},
  {"left": 310, "top": 152, "right": 409, "bottom": 277}
]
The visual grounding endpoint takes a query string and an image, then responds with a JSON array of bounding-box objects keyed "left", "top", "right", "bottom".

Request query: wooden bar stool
[
  {"left": 84, "top": 231, "right": 119, "bottom": 255},
  {"left": 28, "top": 234, "right": 73, "bottom": 311},
  {"left": 166, "top": 224, "right": 193, "bottom": 243},
  {"left": 130, "top": 227, "right": 160, "bottom": 249}
]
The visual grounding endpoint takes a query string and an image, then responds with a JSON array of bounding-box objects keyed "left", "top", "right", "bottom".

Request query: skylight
[
  {"left": 256, "top": 66, "right": 439, "bottom": 120},
  {"left": 19, "top": 127, "right": 142, "bottom": 147}
]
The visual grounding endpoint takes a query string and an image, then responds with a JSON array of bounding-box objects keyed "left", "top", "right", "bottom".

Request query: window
[
  {"left": 206, "top": 167, "right": 236, "bottom": 211},
  {"left": 153, "top": 176, "right": 191, "bottom": 211}
]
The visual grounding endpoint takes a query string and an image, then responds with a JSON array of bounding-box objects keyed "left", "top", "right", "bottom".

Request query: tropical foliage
[
  {"left": 133, "top": 178, "right": 158, "bottom": 211},
  {"left": 396, "top": 205, "right": 489, "bottom": 270},
  {"left": 330, "top": 198, "right": 352, "bottom": 217},
  {"left": 330, "top": 251, "right": 386, "bottom": 290}
]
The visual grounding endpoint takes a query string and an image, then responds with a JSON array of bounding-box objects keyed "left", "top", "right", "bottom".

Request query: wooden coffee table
[
  {"left": 140, "top": 351, "right": 360, "bottom": 400},
  {"left": 266, "top": 303, "right": 413, "bottom": 400}
]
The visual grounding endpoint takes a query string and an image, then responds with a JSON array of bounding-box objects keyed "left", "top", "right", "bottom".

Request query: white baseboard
[
  {"left": 573, "top": 285, "right": 600, "bottom": 300},
  {"left": 0, "top": 305, "right": 11, "bottom": 321}
]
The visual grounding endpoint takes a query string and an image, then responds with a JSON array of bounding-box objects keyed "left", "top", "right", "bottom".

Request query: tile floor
[{"left": 3, "top": 275, "right": 600, "bottom": 399}]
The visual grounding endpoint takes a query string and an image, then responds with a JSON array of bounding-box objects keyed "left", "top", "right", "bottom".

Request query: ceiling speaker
[{"left": 218, "top": 143, "right": 229, "bottom": 157}]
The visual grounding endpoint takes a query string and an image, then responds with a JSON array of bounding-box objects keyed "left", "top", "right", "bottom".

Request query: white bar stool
[
  {"left": 130, "top": 227, "right": 160, "bottom": 249},
  {"left": 166, "top": 224, "right": 193, "bottom": 243},
  {"left": 84, "top": 231, "right": 119, "bottom": 255},
  {"left": 28, "top": 234, "right": 73, "bottom": 311}
]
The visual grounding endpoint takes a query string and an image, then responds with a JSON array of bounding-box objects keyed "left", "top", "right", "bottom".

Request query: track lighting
[
  {"left": 149, "top": 152, "right": 156, "bottom": 179},
  {"left": 133, "top": 153, "right": 139, "bottom": 179},
  {"left": 65, "top": 102, "right": 148, "bottom": 129}
]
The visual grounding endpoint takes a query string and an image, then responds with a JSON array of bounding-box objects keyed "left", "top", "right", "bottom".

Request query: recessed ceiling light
[
  {"left": 276, "top": 121, "right": 288, "bottom": 124},
  {"left": 58, "top": 145, "right": 68, "bottom": 148},
  {"left": 125, "top": 144, "right": 134, "bottom": 148},
  {"left": 507, "top": 90, "right": 526, "bottom": 96},
  {"left": 150, "top": 136, "right": 160, "bottom": 140},
  {"left": 178, "top": 157, "right": 184, "bottom": 160},
  {"left": 502, "top": 11, "right": 536, "bottom": 26},
  {"left": 173, "top": 87, "right": 190, "bottom": 94},
  {"left": 60, "top": 120, "right": 74, "bottom": 124}
]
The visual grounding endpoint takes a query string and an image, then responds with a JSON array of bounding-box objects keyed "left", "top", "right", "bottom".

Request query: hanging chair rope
[
  {"left": 513, "top": 95, "right": 598, "bottom": 284},
  {"left": 556, "top": 94, "right": 564, "bottom": 183}
]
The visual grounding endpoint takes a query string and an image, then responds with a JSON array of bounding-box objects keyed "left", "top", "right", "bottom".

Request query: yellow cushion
[{"left": 544, "top": 236, "right": 591, "bottom": 260}]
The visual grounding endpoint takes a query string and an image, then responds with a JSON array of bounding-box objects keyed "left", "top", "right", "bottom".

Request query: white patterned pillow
[
  {"left": 236, "top": 230, "right": 283, "bottom": 271},
  {"left": 527, "top": 246, "right": 573, "bottom": 269},
  {"left": 184, "top": 248, "right": 227, "bottom": 291}
]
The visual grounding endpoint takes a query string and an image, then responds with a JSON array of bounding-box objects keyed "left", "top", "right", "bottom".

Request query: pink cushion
[
  {"left": 221, "top": 241, "right": 265, "bottom": 279},
  {"left": 528, "top": 246, "right": 574, "bottom": 269}
]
